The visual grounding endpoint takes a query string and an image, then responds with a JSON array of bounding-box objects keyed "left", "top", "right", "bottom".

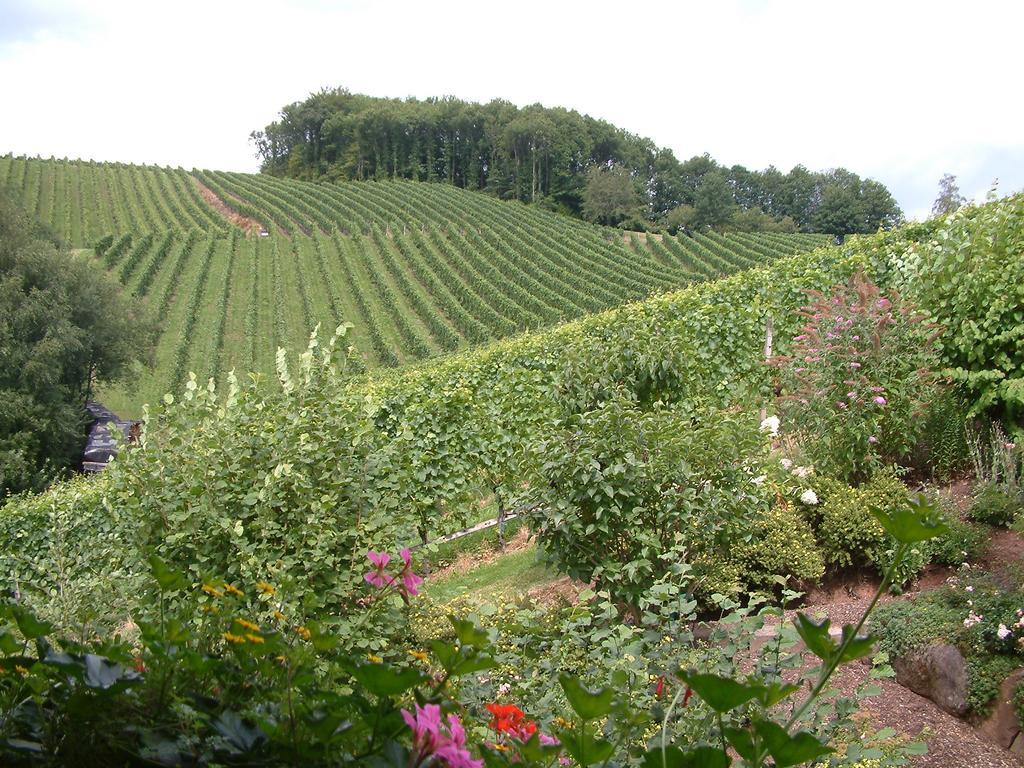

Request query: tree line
[{"left": 251, "top": 88, "right": 902, "bottom": 235}]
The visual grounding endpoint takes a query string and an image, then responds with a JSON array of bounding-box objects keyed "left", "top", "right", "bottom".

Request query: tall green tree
[
  {"left": 0, "top": 195, "right": 153, "bottom": 495},
  {"left": 254, "top": 88, "right": 902, "bottom": 234},
  {"left": 581, "top": 166, "right": 643, "bottom": 227},
  {"left": 932, "top": 173, "right": 966, "bottom": 217},
  {"left": 692, "top": 172, "right": 736, "bottom": 230}
]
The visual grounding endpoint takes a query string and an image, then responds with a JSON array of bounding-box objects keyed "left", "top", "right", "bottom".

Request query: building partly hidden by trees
[
  {"left": 252, "top": 88, "right": 903, "bottom": 235},
  {"left": 0, "top": 194, "right": 152, "bottom": 496}
]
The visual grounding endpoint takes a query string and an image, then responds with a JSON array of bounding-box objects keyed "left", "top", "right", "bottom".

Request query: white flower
[
  {"left": 792, "top": 465, "right": 813, "bottom": 478},
  {"left": 998, "top": 624, "right": 1011, "bottom": 640},
  {"left": 799, "top": 489, "right": 818, "bottom": 505},
  {"left": 963, "top": 611, "right": 983, "bottom": 628},
  {"left": 751, "top": 475, "right": 767, "bottom": 486},
  {"left": 498, "top": 682, "right": 511, "bottom": 696},
  {"left": 760, "top": 415, "right": 780, "bottom": 437},
  {"left": 965, "top": 586, "right": 974, "bottom": 592},
  {"left": 779, "top": 458, "right": 793, "bottom": 470}
]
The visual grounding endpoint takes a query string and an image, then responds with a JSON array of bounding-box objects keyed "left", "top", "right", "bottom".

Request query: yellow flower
[
  {"left": 234, "top": 618, "right": 261, "bottom": 632},
  {"left": 296, "top": 625, "right": 312, "bottom": 641},
  {"left": 224, "top": 583, "right": 245, "bottom": 598},
  {"left": 493, "top": 744, "right": 510, "bottom": 753},
  {"left": 553, "top": 716, "right": 573, "bottom": 729},
  {"left": 366, "top": 653, "right": 383, "bottom": 664},
  {"left": 275, "top": 655, "right": 287, "bottom": 665},
  {"left": 245, "top": 633, "right": 264, "bottom": 644},
  {"left": 273, "top": 610, "right": 286, "bottom": 622},
  {"left": 201, "top": 604, "right": 221, "bottom": 614},
  {"left": 15, "top": 665, "right": 29, "bottom": 676},
  {"left": 407, "top": 649, "right": 429, "bottom": 663},
  {"left": 202, "top": 584, "right": 224, "bottom": 598},
  {"left": 223, "top": 632, "right": 246, "bottom": 644},
  {"left": 256, "top": 581, "right": 276, "bottom": 595}
]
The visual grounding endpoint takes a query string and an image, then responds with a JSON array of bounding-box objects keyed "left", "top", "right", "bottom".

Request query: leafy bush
[
  {"left": 907, "top": 387, "right": 973, "bottom": 481},
  {"left": 872, "top": 594, "right": 963, "bottom": 659},
  {"left": 528, "top": 399, "right": 767, "bottom": 608},
  {"left": 809, "top": 469, "right": 918, "bottom": 577},
  {"left": 892, "top": 193, "right": 1024, "bottom": 420},
  {"left": 733, "top": 500, "right": 825, "bottom": 590},
  {"left": 771, "top": 272, "right": 937, "bottom": 482},
  {"left": 0, "top": 193, "right": 155, "bottom": 494},
  {"left": 967, "top": 653, "right": 1022, "bottom": 716},
  {"left": 0, "top": 513, "right": 942, "bottom": 768},
  {"left": 927, "top": 513, "right": 989, "bottom": 567},
  {"left": 969, "top": 481, "right": 1024, "bottom": 527}
]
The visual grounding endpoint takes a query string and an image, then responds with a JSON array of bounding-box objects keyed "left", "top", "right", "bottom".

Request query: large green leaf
[
  {"left": 556, "top": 728, "right": 614, "bottom": 767},
  {"left": 753, "top": 721, "right": 832, "bottom": 767},
  {"left": 869, "top": 494, "right": 947, "bottom": 544},
  {"left": 793, "top": 614, "right": 836, "bottom": 662},
  {"left": 559, "top": 675, "right": 614, "bottom": 720},
  {"left": 350, "top": 663, "right": 427, "bottom": 697},
  {"left": 676, "top": 672, "right": 760, "bottom": 713}
]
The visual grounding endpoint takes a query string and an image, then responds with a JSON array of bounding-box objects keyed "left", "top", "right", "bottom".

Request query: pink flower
[
  {"left": 403, "top": 706, "right": 483, "bottom": 768},
  {"left": 847, "top": 391, "right": 857, "bottom": 399},
  {"left": 365, "top": 550, "right": 396, "bottom": 589},
  {"left": 836, "top": 401, "right": 848, "bottom": 409},
  {"left": 794, "top": 334, "right": 808, "bottom": 341},
  {"left": 877, "top": 298, "right": 890, "bottom": 309},
  {"left": 436, "top": 715, "right": 483, "bottom": 768},
  {"left": 399, "top": 547, "right": 423, "bottom": 597},
  {"left": 849, "top": 362, "right": 861, "bottom": 369},
  {"left": 868, "top": 436, "right": 878, "bottom": 444},
  {"left": 539, "top": 733, "right": 560, "bottom": 746},
  {"left": 873, "top": 396, "right": 887, "bottom": 406},
  {"left": 852, "top": 335, "right": 860, "bottom": 341},
  {"left": 403, "top": 704, "right": 443, "bottom": 753}
]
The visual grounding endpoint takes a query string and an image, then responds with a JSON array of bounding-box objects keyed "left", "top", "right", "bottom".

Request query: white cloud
[{"left": 1, "top": 0, "right": 1021, "bottom": 218}]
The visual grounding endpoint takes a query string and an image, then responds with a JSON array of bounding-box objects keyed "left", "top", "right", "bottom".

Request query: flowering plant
[
  {"left": 770, "top": 272, "right": 938, "bottom": 482},
  {"left": 0, "top": 497, "right": 944, "bottom": 766}
]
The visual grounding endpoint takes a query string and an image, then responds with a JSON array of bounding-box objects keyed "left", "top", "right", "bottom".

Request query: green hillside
[{"left": 0, "top": 155, "right": 828, "bottom": 414}]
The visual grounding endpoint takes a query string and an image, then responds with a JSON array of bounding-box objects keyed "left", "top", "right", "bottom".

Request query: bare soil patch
[
  {"left": 432, "top": 527, "right": 533, "bottom": 580},
  {"left": 190, "top": 176, "right": 263, "bottom": 235}
]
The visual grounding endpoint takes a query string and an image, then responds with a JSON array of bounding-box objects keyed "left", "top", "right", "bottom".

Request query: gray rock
[
  {"left": 978, "top": 668, "right": 1024, "bottom": 749},
  {"left": 1011, "top": 731, "right": 1024, "bottom": 756},
  {"left": 893, "top": 644, "right": 969, "bottom": 716}
]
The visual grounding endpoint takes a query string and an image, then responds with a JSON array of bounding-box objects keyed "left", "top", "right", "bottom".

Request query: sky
[{"left": 1, "top": 0, "right": 1021, "bottom": 221}]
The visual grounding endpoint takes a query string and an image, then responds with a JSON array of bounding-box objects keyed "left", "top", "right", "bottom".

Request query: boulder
[
  {"left": 893, "top": 644, "right": 969, "bottom": 716},
  {"left": 978, "top": 667, "right": 1024, "bottom": 749},
  {"left": 1011, "top": 731, "right": 1024, "bottom": 757}
]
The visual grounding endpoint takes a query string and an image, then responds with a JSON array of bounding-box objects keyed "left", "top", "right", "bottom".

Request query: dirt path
[
  {"left": 787, "top": 529, "right": 1024, "bottom": 766},
  {"left": 190, "top": 176, "right": 263, "bottom": 235},
  {"left": 833, "top": 666, "right": 1020, "bottom": 767}
]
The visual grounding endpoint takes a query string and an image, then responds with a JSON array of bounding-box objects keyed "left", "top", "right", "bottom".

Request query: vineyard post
[{"left": 759, "top": 313, "right": 774, "bottom": 423}]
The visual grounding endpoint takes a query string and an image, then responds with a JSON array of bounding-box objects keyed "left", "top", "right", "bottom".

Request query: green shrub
[
  {"left": 967, "top": 653, "right": 1022, "bottom": 716},
  {"left": 872, "top": 594, "right": 963, "bottom": 659},
  {"left": 528, "top": 399, "right": 767, "bottom": 608},
  {"left": 733, "top": 500, "right": 825, "bottom": 589},
  {"left": 969, "top": 481, "right": 1024, "bottom": 527},
  {"left": 893, "top": 194, "right": 1024, "bottom": 419},
  {"left": 771, "top": 272, "right": 938, "bottom": 482},
  {"left": 927, "top": 512, "right": 988, "bottom": 567},
  {"left": 811, "top": 469, "right": 910, "bottom": 571},
  {"left": 908, "top": 387, "right": 972, "bottom": 481}
]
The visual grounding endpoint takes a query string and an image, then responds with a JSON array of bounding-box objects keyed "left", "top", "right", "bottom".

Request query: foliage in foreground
[
  {"left": 0, "top": 192, "right": 153, "bottom": 495},
  {"left": 0, "top": 499, "right": 942, "bottom": 766}
]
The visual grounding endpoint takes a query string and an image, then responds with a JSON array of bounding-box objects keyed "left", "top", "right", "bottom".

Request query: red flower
[
  {"left": 682, "top": 686, "right": 693, "bottom": 707},
  {"left": 655, "top": 676, "right": 665, "bottom": 699},
  {"left": 486, "top": 703, "right": 537, "bottom": 741}
]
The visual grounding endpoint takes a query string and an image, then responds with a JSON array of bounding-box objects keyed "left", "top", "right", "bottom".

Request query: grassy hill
[{"left": 0, "top": 155, "right": 828, "bottom": 414}]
